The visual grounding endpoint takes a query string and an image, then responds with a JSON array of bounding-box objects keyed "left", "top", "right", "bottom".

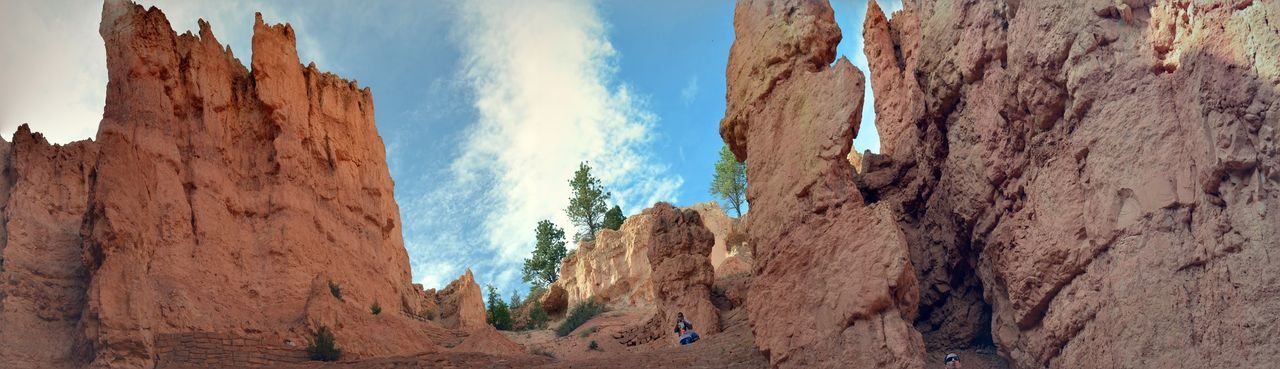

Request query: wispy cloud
[
  {"left": 680, "top": 75, "right": 699, "bottom": 106},
  {"left": 402, "top": 0, "right": 682, "bottom": 293}
]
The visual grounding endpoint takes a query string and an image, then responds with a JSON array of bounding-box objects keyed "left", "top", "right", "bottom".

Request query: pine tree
[
  {"left": 565, "top": 162, "right": 611, "bottom": 241},
  {"left": 522, "top": 220, "right": 567, "bottom": 287},
  {"left": 709, "top": 145, "right": 747, "bottom": 217},
  {"left": 602, "top": 205, "right": 625, "bottom": 231}
]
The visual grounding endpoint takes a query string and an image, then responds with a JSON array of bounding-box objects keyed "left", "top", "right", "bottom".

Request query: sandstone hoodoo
[
  {"left": 0, "top": 1, "right": 508, "bottom": 368},
  {"left": 721, "top": 0, "right": 925, "bottom": 368},
  {"left": 616, "top": 203, "right": 720, "bottom": 347}
]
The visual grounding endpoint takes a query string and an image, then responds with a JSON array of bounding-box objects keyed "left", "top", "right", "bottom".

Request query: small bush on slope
[
  {"left": 556, "top": 300, "right": 607, "bottom": 337},
  {"left": 306, "top": 325, "right": 342, "bottom": 362}
]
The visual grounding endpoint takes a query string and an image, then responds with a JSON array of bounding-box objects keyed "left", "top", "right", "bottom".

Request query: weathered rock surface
[
  {"left": 0, "top": 126, "right": 100, "bottom": 369},
  {"left": 720, "top": 1, "right": 925, "bottom": 368},
  {"left": 616, "top": 203, "right": 719, "bottom": 347},
  {"left": 538, "top": 284, "right": 568, "bottom": 316},
  {"left": 859, "top": 0, "right": 1280, "bottom": 368},
  {"left": 422, "top": 269, "right": 488, "bottom": 330},
  {"left": 555, "top": 214, "right": 656, "bottom": 309},
  {"left": 686, "top": 202, "right": 735, "bottom": 271},
  {"left": 0, "top": 1, "right": 509, "bottom": 368}
]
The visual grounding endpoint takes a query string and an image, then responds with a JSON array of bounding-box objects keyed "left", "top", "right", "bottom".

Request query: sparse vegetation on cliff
[
  {"left": 328, "top": 280, "right": 342, "bottom": 300},
  {"left": 556, "top": 300, "right": 607, "bottom": 337},
  {"left": 306, "top": 325, "right": 342, "bottom": 362}
]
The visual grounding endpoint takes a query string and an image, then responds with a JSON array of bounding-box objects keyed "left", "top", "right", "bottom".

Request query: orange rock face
[
  {"left": 0, "top": 126, "right": 99, "bottom": 369},
  {"left": 685, "top": 202, "right": 739, "bottom": 274},
  {"left": 554, "top": 213, "right": 656, "bottom": 309},
  {"left": 425, "top": 269, "right": 488, "bottom": 331},
  {"left": 617, "top": 203, "right": 719, "bottom": 347},
  {"left": 858, "top": 0, "right": 1280, "bottom": 368},
  {"left": 720, "top": 1, "right": 924, "bottom": 368},
  {"left": 0, "top": 1, "right": 502, "bottom": 368}
]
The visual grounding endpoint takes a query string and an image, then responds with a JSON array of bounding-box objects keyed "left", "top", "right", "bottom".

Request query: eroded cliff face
[
  {"left": 556, "top": 212, "right": 656, "bottom": 309},
  {"left": 720, "top": 1, "right": 925, "bottom": 368},
  {"left": 553, "top": 203, "right": 739, "bottom": 309},
  {"left": 0, "top": 126, "right": 100, "bottom": 369},
  {"left": 857, "top": 0, "right": 1280, "bottom": 368},
  {"left": 0, "top": 1, "right": 501, "bottom": 368}
]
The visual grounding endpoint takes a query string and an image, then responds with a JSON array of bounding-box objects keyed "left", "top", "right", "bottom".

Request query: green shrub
[
  {"left": 370, "top": 302, "right": 382, "bottom": 315},
  {"left": 526, "top": 301, "right": 549, "bottom": 330},
  {"left": 587, "top": 340, "right": 599, "bottom": 351},
  {"left": 555, "top": 300, "right": 607, "bottom": 337},
  {"left": 578, "top": 325, "right": 599, "bottom": 338},
  {"left": 485, "top": 284, "right": 515, "bottom": 330},
  {"left": 328, "top": 280, "right": 342, "bottom": 300},
  {"left": 306, "top": 325, "right": 342, "bottom": 362}
]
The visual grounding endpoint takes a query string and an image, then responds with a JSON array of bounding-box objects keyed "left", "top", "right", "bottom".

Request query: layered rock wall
[
  {"left": 857, "top": 0, "right": 1280, "bottom": 368},
  {"left": 555, "top": 212, "right": 656, "bottom": 309},
  {"left": 720, "top": 1, "right": 924, "bottom": 368},
  {"left": 0, "top": 127, "right": 100, "bottom": 369},
  {"left": 0, "top": 1, "right": 501, "bottom": 368}
]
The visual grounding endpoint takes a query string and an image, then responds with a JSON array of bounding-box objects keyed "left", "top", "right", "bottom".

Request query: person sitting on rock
[
  {"left": 674, "top": 312, "right": 699, "bottom": 345},
  {"left": 944, "top": 353, "right": 962, "bottom": 368}
]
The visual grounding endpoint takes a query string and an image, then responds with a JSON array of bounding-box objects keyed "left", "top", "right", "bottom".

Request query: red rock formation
[
  {"left": 686, "top": 202, "right": 735, "bottom": 272},
  {"left": 0, "top": 126, "right": 99, "bottom": 369},
  {"left": 617, "top": 203, "right": 719, "bottom": 347},
  {"left": 538, "top": 284, "right": 568, "bottom": 316},
  {"left": 859, "top": 0, "right": 1280, "bottom": 368},
  {"left": 425, "top": 269, "right": 488, "bottom": 331},
  {"left": 720, "top": 1, "right": 924, "bottom": 368},
  {"left": 554, "top": 213, "right": 656, "bottom": 309},
  {"left": 0, "top": 1, "right": 505, "bottom": 368}
]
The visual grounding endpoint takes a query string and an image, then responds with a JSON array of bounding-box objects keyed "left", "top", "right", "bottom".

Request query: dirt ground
[{"left": 162, "top": 272, "right": 1008, "bottom": 369}]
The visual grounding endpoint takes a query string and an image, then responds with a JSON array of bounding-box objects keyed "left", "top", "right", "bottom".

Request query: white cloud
[
  {"left": 0, "top": 1, "right": 106, "bottom": 144},
  {"left": 680, "top": 75, "right": 699, "bottom": 105},
  {"left": 403, "top": 0, "right": 682, "bottom": 291},
  {"left": 0, "top": 0, "right": 328, "bottom": 144}
]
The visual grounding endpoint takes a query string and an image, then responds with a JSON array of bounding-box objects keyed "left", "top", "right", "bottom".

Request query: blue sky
[{"left": 0, "top": 0, "right": 900, "bottom": 298}]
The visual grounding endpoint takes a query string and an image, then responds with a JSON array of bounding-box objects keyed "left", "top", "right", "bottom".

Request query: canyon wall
[
  {"left": 0, "top": 127, "right": 99, "bottom": 369},
  {"left": 721, "top": 1, "right": 925, "bottom": 368},
  {"left": 0, "top": 1, "right": 500, "bottom": 368},
  {"left": 859, "top": 0, "right": 1280, "bottom": 367},
  {"left": 724, "top": 0, "right": 1278, "bottom": 368}
]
